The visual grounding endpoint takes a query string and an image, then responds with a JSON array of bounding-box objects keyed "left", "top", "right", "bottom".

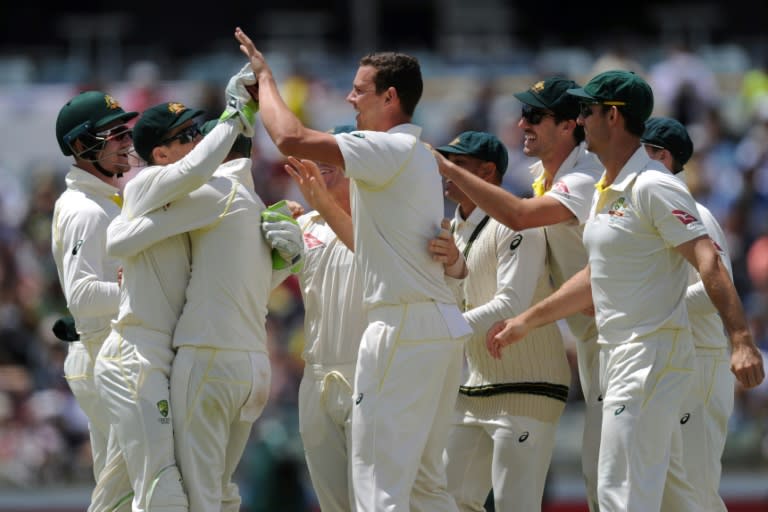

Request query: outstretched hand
[
  {"left": 486, "top": 317, "right": 529, "bottom": 359},
  {"left": 283, "top": 156, "right": 333, "bottom": 212},
  {"left": 235, "top": 27, "right": 268, "bottom": 80}
]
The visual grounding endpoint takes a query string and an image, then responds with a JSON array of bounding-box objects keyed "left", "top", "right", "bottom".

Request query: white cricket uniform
[
  {"left": 95, "top": 121, "right": 240, "bottom": 512},
  {"left": 661, "top": 202, "right": 734, "bottom": 512},
  {"left": 296, "top": 211, "right": 366, "bottom": 512},
  {"left": 584, "top": 147, "right": 708, "bottom": 512},
  {"left": 336, "top": 124, "right": 472, "bottom": 512},
  {"left": 442, "top": 207, "right": 570, "bottom": 512},
  {"left": 51, "top": 166, "right": 132, "bottom": 511},
  {"left": 532, "top": 143, "right": 602, "bottom": 511},
  {"left": 107, "top": 156, "right": 277, "bottom": 512}
]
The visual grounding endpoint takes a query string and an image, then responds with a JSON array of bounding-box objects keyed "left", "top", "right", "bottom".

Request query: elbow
[{"left": 274, "top": 133, "right": 305, "bottom": 157}]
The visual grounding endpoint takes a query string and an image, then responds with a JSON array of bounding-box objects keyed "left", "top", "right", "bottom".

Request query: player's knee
[{"left": 145, "top": 465, "right": 188, "bottom": 512}]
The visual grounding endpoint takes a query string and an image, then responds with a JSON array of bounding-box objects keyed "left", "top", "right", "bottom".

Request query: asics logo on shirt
[
  {"left": 680, "top": 413, "right": 691, "bottom": 424},
  {"left": 355, "top": 393, "right": 364, "bottom": 405},
  {"left": 518, "top": 432, "right": 529, "bottom": 443},
  {"left": 71, "top": 240, "right": 84, "bottom": 255},
  {"left": 671, "top": 209, "right": 698, "bottom": 225},
  {"left": 614, "top": 404, "right": 626, "bottom": 416},
  {"left": 509, "top": 234, "right": 522, "bottom": 251}
]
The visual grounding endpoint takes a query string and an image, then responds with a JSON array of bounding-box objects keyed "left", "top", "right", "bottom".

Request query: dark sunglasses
[
  {"left": 94, "top": 125, "right": 133, "bottom": 142},
  {"left": 521, "top": 104, "right": 554, "bottom": 125},
  {"left": 160, "top": 124, "right": 201, "bottom": 146},
  {"left": 579, "top": 100, "right": 628, "bottom": 118}
]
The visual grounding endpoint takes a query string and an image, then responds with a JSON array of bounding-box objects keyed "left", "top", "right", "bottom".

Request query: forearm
[
  {"left": 318, "top": 201, "right": 354, "bottom": 251},
  {"left": 699, "top": 258, "right": 751, "bottom": 343},
  {"left": 521, "top": 266, "right": 593, "bottom": 329},
  {"left": 256, "top": 71, "right": 306, "bottom": 156}
]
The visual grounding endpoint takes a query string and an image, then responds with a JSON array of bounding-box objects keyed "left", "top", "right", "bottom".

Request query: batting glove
[
  {"left": 261, "top": 200, "right": 304, "bottom": 273},
  {"left": 52, "top": 315, "right": 80, "bottom": 342}
]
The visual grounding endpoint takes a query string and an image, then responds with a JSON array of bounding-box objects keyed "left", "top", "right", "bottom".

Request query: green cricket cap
[
  {"left": 567, "top": 70, "right": 654, "bottom": 121},
  {"left": 513, "top": 77, "right": 581, "bottom": 118},
  {"left": 56, "top": 91, "right": 138, "bottom": 156},
  {"left": 200, "top": 119, "right": 252, "bottom": 157},
  {"left": 641, "top": 117, "right": 694, "bottom": 167},
  {"left": 436, "top": 131, "right": 509, "bottom": 175},
  {"left": 329, "top": 124, "right": 357, "bottom": 135},
  {"left": 132, "top": 102, "right": 204, "bottom": 162}
]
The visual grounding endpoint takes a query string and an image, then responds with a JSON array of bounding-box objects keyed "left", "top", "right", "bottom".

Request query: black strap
[{"left": 451, "top": 215, "right": 490, "bottom": 259}]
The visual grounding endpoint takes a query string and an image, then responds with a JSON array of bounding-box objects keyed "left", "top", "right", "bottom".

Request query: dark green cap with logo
[
  {"left": 133, "top": 102, "right": 204, "bottom": 162},
  {"left": 567, "top": 70, "right": 654, "bottom": 121},
  {"left": 436, "top": 131, "right": 509, "bottom": 175},
  {"left": 56, "top": 91, "right": 138, "bottom": 156},
  {"left": 200, "top": 119, "right": 252, "bottom": 158},
  {"left": 514, "top": 77, "right": 581, "bottom": 118},
  {"left": 641, "top": 117, "right": 694, "bottom": 167}
]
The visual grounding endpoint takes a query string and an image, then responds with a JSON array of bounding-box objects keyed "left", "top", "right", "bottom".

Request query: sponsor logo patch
[
  {"left": 680, "top": 413, "right": 691, "bottom": 424},
  {"left": 671, "top": 209, "right": 698, "bottom": 225},
  {"left": 518, "top": 431, "right": 529, "bottom": 443},
  {"left": 303, "top": 232, "right": 325, "bottom": 249},
  {"left": 614, "top": 404, "right": 626, "bottom": 416},
  {"left": 71, "top": 240, "right": 84, "bottom": 255},
  {"left": 608, "top": 197, "right": 628, "bottom": 217}
]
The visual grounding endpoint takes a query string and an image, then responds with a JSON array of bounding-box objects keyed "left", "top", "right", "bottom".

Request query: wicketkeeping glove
[
  {"left": 261, "top": 200, "right": 304, "bottom": 273},
  {"left": 219, "top": 96, "right": 258, "bottom": 138},
  {"left": 225, "top": 62, "right": 257, "bottom": 101},
  {"left": 52, "top": 315, "right": 80, "bottom": 342}
]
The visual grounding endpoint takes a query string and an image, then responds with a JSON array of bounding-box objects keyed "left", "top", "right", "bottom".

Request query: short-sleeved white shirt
[
  {"left": 335, "top": 123, "right": 456, "bottom": 307},
  {"left": 583, "top": 147, "right": 708, "bottom": 344},
  {"left": 531, "top": 143, "right": 602, "bottom": 342},
  {"left": 298, "top": 211, "right": 366, "bottom": 366}
]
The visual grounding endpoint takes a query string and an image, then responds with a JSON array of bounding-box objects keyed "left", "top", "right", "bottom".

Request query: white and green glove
[
  {"left": 220, "top": 63, "right": 259, "bottom": 137},
  {"left": 261, "top": 200, "right": 304, "bottom": 273}
]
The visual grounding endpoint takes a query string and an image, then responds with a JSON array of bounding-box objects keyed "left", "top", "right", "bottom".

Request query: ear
[
  {"left": 385, "top": 86, "right": 397, "bottom": 104},
  {"left": 151, "top": 145, "right": 169, "bottom": 165}
]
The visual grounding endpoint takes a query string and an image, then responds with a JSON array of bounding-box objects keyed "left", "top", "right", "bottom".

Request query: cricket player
[
  {"left": 280, "top": 125, "right": 365, "bottom": 511},
  {"left": 433, "top": 77, "right": 603, "bottom": 510},
  {"left": 94, "top": 70, "right": 260, "bottom": 512},
  {"left": 103, "top": 114, "right": 302, "bottom": 511},
  {"left": 487, "top": 70, "right": 764, "bottom": 511},
  {"left": 52, "top": 90, "right": 136, "bottom": 512},
  {"left": 429, "top": 131, "right": 570, "bottom": 511},
  {"left": 235, "top": 27, "right": 472, "bottom": 511},
  {"left": 642, "top": 117, "right": 734, "bottom": 512}
]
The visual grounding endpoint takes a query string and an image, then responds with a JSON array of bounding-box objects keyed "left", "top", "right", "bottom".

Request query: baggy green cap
[
  {"left": 514, "top": 77, "right": 581, "bottom": 118},
  {"left": 132, "top": 102, "right": 204, "bottom": 162},
  {"left": 567, "top": 70, "right": 654, "bottom": 121},
  {"left": 436, "top": 131, "right": 509, "bottom": 175},
  {"left": 641, "top": 117, "right": 694, "bottom": 167}
]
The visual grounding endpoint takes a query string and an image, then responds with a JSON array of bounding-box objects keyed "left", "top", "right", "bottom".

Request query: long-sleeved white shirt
[{"left": 51, "top": 166, "right": 121, "bottom": 342}]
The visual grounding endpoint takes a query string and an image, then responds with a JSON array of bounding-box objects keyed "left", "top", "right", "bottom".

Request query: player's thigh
[{"left": 444, "top": 422, "right": 493, "bottom": 508}]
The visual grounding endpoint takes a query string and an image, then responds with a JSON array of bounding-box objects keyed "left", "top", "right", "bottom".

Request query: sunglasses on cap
[
  {"left": 94, "top": 125, "right": 133, "bottom": 142},
  {"left": 520, "top": 104, "right": 554, "bottom": 125},
  {"left": 160, "top": 124, "right": 201, "bottom": 146},
  {"left": 579, "top": 100, "right": 628, "bottom": 118}
]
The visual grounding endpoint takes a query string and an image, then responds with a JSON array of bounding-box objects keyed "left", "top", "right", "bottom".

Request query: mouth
[{"left": 523, "top": 132, "right": 537, "bottom": 144}]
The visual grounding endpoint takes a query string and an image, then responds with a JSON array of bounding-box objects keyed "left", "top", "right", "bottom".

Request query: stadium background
[{"left": 0, "top": 1, "right": 767, "bottom": 510}]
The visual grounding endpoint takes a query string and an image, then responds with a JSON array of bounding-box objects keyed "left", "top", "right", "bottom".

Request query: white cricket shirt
[
  {"left": 298, "top": 211, "right": 366, "bottom": 366},
  {"left": 51, "top": 166, "right": 121, "bottom": 341},
  {"left": 108, "top": 121, "right": 240, "bottom": 340},
  {"left": 335, "top": 124, "right": 457, "bottom": 307},
  {"left": 583, "top": 147, "right": 709, "bottom": 345},
  {"left": 531, "top": 143, "right": 602, "bottom": 342}
]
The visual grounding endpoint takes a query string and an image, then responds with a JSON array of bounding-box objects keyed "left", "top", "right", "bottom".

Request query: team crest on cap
[
  {"left": 167, "top": 102, "right": 187, "bottom": 114},
  {"left": 531, "top": 81, "right": 545, "bottom": 93},
  {"left": 104, "top": 94, "right": 121, "bottom": 110}
]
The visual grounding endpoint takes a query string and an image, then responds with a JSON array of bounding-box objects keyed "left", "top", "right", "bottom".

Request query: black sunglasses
[
  {"left": 521, "top": 104, "right": 554, "bottom": 125},
  {"left": 579, "top": 100, "right": 628, "bottom": 118},
  {"left": 160, "top": 125, "right": 201, "bottom": 146}
]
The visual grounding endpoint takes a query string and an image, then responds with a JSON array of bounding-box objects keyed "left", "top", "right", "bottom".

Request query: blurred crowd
[{"left": 1, "top": 41, "right": 768, "bottom": 509}]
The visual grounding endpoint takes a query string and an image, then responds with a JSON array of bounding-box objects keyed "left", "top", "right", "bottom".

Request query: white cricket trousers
[
  {"left": 661, "top": 346, "right": 734, "bottom": 512},
  {"left": 64, "top": 338, "right": 132, "bottom": 512},
  {"left": 444, "top": 415, "right": 558, "bottom": 512},
  {"left": 171, "top": 347, "right": 270, "bottom": 512},
  {"left": 574, "top": 337, "right": 601, "bottom": 512},
  {"left": 299, "top": 363, "right": 356, "bottom": 512},
  {"left": 351, "top": 302, "right": 467, "bottom": 512},
  {"left": 597, "top": 328, "right": 700, "bottom": 512},
  {"left": 94, "top": 328, "right": 188, "bottom": 512}
]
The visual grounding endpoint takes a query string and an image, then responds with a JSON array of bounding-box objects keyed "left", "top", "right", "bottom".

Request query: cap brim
[
  {"left": 435, "top": 144, "right": 470, "bottom": 156},
  {"left": 513, "top": 90, "right": 549, "bottom": 109},
  {"left": 169, "top": 108, "right": 205, "bottom": 130},
  {"left": 94, "top": 110, "right": 139, "bottom": 130},
  {"left": 565, "top": 87, "right": 596, "bottom": 100}
]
